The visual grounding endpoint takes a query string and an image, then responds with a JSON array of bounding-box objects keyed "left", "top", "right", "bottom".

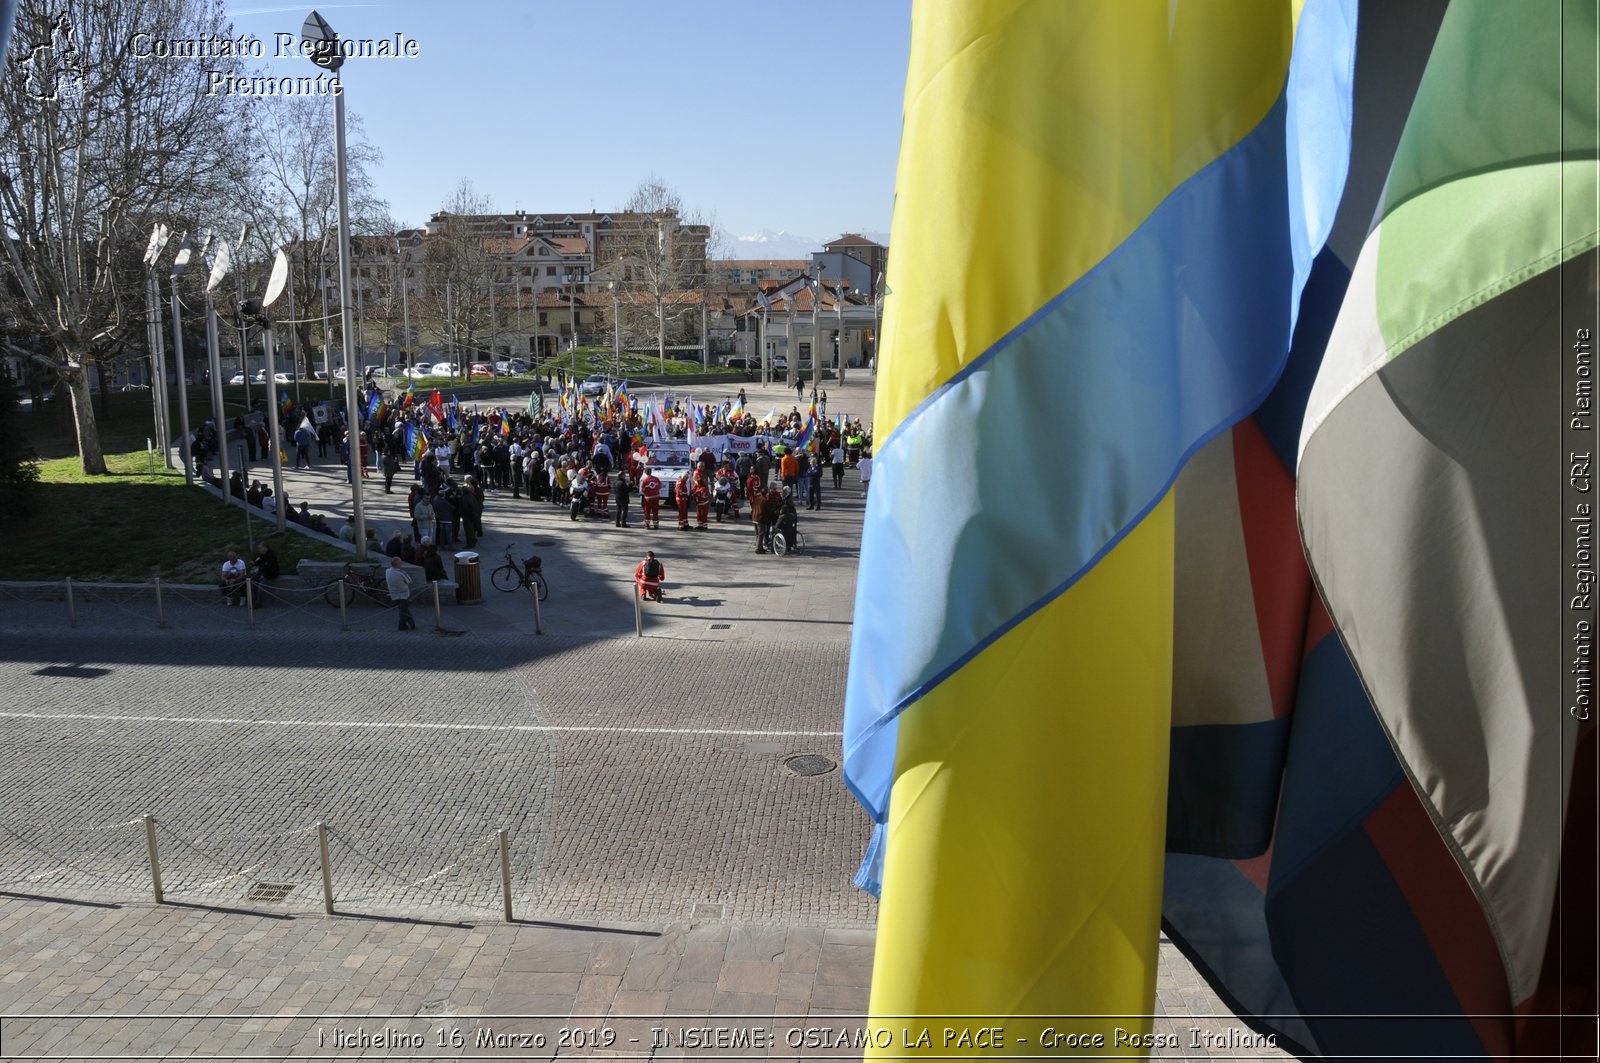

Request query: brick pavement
[{"left": 0, "top": 376, "right": 1289, "bottom": 1059}]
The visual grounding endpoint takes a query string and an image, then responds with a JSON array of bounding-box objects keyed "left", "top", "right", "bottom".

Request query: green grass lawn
[{"left": 8, "top": 450, "right": 349, "bottom": 583}]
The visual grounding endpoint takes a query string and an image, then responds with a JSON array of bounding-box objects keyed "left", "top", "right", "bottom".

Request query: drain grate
[
  {"left": 784, "top": 754, "right": 836, "bottom": 777},
  {"left": 244, "top": 882, "right": 295, "bottom": 903},
  {"left": 709, "top": 623, "right": 732, "bottom": 630}
]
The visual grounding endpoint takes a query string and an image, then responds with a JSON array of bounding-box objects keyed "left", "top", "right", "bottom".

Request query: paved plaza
[{"left": 0, "top": 376, "right": 1284, "bottom": 1059}]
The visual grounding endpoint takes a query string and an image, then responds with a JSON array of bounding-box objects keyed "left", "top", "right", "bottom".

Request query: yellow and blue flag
[{"left": 845, "top": 0, "right": 1361, "bottom": 1048}]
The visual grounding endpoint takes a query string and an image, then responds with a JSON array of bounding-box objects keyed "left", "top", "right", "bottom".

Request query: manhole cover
[
  {"left": 784, "top": 755, "right": 836, "bottom": 777},
  {"left": 244, "top": 883, "right": 295, "bottom": 903},
  {"left": 709, "top": 623, "right": 732, "bottom": 630},
  {"left": 692, "top": 903, "right": 726, "bottom": 921}
]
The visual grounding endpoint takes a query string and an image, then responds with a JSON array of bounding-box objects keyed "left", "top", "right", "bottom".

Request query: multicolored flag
[
  {"left": 404, "top": 422, "right": 426, "bottom": 463},
  {"left": 849, "top": 1, "right": 1598, "bottom": 1059},
  {"left": 499, "top": 413, "right": 511, "bottom": 437},
  {"left": 845, "top": 0, "right": 1361, "bottom": 1050}
]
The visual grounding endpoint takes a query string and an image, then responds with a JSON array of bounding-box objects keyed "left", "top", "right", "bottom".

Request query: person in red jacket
[
  {"left": 634, "top": 551, "right": 664, "bottom": 601},
  {"left": 692, "top": 469, "right": 711, "bottom": 530},
  {"left": 674, "top": 473, "right": 691, "bottom": 530},
  {"left": 639, "top": 467, "right": 662, "bottom": 530}
]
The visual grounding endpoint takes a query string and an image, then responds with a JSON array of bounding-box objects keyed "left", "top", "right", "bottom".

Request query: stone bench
[{"left": 295, "top": 559, "right": 459, "bottom": 601}]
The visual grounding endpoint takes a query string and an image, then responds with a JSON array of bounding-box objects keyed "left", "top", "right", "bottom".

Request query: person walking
[
  {"left": 293, "top": 422, "right": 315, "bottom": 469},
  {"left": 386, "top": 556, "right": 416, "bottom": 631},
  {"left": 858, "top": 450, "right": 873, "bottom": 496},
  {"left": 830, "top": 441, "right": 845, "bottom": 489},
  {"left": 381, "top": 447, "right": 400, "bottom": 494},
  {"left": 806, "top": 457, "right": 824, "bottom": 510}
]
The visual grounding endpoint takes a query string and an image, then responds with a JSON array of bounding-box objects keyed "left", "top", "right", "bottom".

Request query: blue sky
[{"left": 226, "top": 0, "right": 912, "bottom": 248}]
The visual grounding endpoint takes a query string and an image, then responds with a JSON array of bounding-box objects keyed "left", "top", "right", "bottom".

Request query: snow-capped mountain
[{"left": 731, "top": 230, "right": 822, "bottom": 259}]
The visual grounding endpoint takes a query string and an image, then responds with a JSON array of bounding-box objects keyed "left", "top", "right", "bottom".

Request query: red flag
[{"left": 428, "top": 390, "right": 445, "bottom": 425}]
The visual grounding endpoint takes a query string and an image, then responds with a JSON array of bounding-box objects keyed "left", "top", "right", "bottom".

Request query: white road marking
[{"left": 0, "top": 710, "right": 842, "bottom": 738}]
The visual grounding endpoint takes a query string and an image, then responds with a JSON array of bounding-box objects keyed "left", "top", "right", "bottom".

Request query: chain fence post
[
  {"left": 633, "top": 583, "right": 644, "bottom": 637},
  {"left": 144, "top": 814, "right": 164, "bottom": 904},
  {"left": 432, "top": 581, "right": 443, "bottom": 631},
  {"left": 154, "top": 578, "right": 166, "bottom": 629},
  {"left": 498, "top": 828, "right": 513, "bottom": 923},
  {"left": 531, "top": 580, "right": 543, "bottom": 635},
  {"left": 317, "top": 822, "right": 334, "bottom": 914},
  {"left": 65, "top": 577, "right": 76, "bottom": 627},
  {"left": 245, "top": 578, "right": 256, "bottom": 630},
  {"left": 338, "top": 582, "right": 348, "bottom": 632}
]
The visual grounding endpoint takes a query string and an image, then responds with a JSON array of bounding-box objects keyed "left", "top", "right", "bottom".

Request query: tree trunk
[
  {"left": 65, "top": 363, "right": 108, "bottom": 474},
  {"left": 657, "top": 300, "right": 666, "bottom": 375}
]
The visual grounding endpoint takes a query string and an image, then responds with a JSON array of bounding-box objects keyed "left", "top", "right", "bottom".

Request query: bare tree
[
  {"left": 0, "top": 0, "right": 247, "bottom": 472},
  {"left": 231, "top": 94, "right": 387, "bottom": 378},
  {"left": 421, "top": 179, "right": 498, "bottom": 377},
  {"left": 608, "top": 176, "right": 713, "bottom": 373}
]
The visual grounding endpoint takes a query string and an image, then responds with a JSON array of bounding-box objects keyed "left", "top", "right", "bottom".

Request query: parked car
[
  {"left": 228, "top": 372, "right": 247, "bottom": 385},
  {"left": 431, "top": 362, "right": 462, "bottom": 377},
  {"left": 403, "top": 363, "right": 435, "bottom": 379},
  {"left": 724, "top": 357, "right": 751, "bottom": 370},
  {"left": 469, "top": 363, "right": 495, "bottom": 378},
  {"left": 493, "top": 358, "right": 529, "bottom": 376},
  {"left": 579, "top": 373, "right": 612, "bottom": 397}
]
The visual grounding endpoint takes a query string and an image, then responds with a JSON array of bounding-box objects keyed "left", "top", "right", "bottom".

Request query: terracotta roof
[
  {"left": 480, "top": 236, "right": 532, "bottom": 256},
  {"left": 824, "top": 233, "right": 883, "bottom": 248},
  {"left": 714, "top": 259, "right": 811, "bottom": 269},
  {"left": 548, "top": 237, "right": 590, "bottom": 255}
]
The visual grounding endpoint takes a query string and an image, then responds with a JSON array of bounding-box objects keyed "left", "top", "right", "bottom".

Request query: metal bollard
[
  {"left": 432, "top": 581, "right": 443, "bottom": 631},
  {"left": 65, "top": 577, "right": 76, "bottom": 627},
  {"left": 144, "top": 814, "right": 164, "bottom": 904},
  {"left": 498, "top": 828, "right": 513, "bottom": 923},
  {"left": 338, "top": 582, "right": 348, "bottom": 632},
  {"left": 244, "top": 579, "right": 255, "bottom": 630},
  {"left": 154, "top": 578, "right": 166, "bottom": 629},
  {"left": 531, "top": 580, "right": 544, "bottom": 636},
  {"left": 633, "top": 584, "right": 644, "bottom": 637},
  {"left": 317, "top": 822, "right": 334, "bottom": 914}
]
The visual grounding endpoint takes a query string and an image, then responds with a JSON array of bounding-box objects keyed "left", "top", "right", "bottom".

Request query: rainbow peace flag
[
  {"left": 731, "top": 395, "right": 745, "bottom": 419},
  {"left": 499, "top": 414, "right": 510, "bottom": 437},
  {"left": 404, "top": 423, "right": 425, "bottom": 462}
]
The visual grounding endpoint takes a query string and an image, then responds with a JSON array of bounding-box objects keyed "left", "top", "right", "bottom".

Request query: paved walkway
[{"left": 0, "top": 374, "right": 1288, "bottom": 1059}]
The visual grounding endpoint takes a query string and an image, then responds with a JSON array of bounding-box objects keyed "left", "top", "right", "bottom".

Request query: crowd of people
[{"left": 210, "top": 378, "right": 876, "bottom": 614}]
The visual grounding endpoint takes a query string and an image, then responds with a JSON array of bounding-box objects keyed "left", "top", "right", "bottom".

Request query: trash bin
[{"left": 453, "top": 551, "right": 481, "bottom": 604}]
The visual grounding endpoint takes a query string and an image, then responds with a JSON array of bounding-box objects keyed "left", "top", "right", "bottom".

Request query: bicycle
[
  {"left": 322, "top": 562, "right": 427, "bottom": 607},
  {"left": 491, "top": 545, "right": 549, "bottom": 600}
]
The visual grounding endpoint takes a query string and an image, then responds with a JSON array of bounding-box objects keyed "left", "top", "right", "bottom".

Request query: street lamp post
[
  {"left": 304, "top": 9, "right": 368, "bottom": 559},
  {"left": 142, "top": 225, "right": 173, "bottom": 469},
  {"left": 204, "top": 236, "right": 234, "bottom": 504},
  {"left": 609, "top": 280, "right": 620, "bottom": 377},
  {"left": 168, "top": 233, "right": 202, "bottom": 484},
  {"left": 397, "top": 238, "right": 412, "bottom": 370},
  {"left": 255, "top": 248, "right": 292, "bottom": 532}
]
